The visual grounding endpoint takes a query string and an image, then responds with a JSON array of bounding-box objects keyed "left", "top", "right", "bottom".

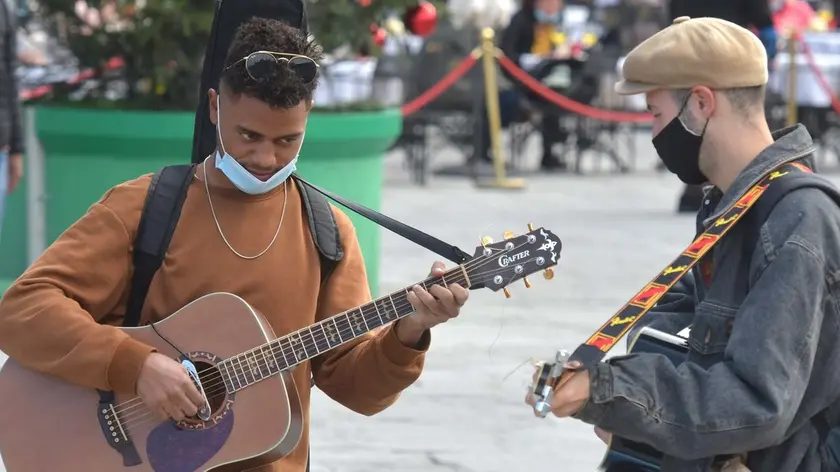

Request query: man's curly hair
[{"left": 222, "top": 18, "right": 323, "bottom": 108}]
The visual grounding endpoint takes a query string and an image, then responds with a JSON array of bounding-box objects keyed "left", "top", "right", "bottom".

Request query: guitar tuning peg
[
  {"left": 481, "top": 236, "right": 493, "bottom": 246},
  {"left": 523, "top": 277, "right": 532, "bottom": 288},
  {"left": 503, "top": 287, "right": 512, "bottom": 298},
  {"left": 528, "top": 223, "right": 535, "bottom": 231},
  {"left": 503, "top": 231, "right": 515, "bottom": 240},
  {"left": 543, "top": 268, "right": 555, "bottom": 280}
]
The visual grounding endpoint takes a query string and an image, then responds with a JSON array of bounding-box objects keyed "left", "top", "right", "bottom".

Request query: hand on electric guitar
[
  {"left": 400, "top": 261, "right": 470, "bottom": 345},
  {"left": 524, "top": 359, "right": 591, "bottom": 418},
  {"left": 136, "top": 352, "right": 205, "bottom": 421}
]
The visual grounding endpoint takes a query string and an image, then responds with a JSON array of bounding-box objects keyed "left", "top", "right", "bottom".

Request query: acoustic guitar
[
  {"left": 599, "top": 326, "right": 689, "bottom": 472},
  {"left": 0, "top": 225, "right": 561, "bottom": 472},
  {"left": 531, "top": 326, "right": 689, "bottom": 472}
]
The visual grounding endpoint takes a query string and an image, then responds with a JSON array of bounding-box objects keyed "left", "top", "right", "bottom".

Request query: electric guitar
[{"left": 0, "top": 225, "right": 561, "bottom": 472}]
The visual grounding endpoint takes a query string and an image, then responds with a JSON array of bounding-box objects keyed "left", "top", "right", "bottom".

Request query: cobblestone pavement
[{"left": 3, "top": 136, "right": 838, "bottom": 472}]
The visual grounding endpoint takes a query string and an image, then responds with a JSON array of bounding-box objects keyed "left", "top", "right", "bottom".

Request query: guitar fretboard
[{"left": 216, "top": 268, "right": 470, "bottom": 392}]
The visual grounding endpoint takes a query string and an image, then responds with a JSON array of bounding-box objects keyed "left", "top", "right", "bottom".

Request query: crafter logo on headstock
[{"left": 498, "top": 250, "right": 530, "bottom": 267}]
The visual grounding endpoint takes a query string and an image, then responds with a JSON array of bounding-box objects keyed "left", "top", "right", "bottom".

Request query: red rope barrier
[
  {"left": 795, "top": 34, "right": 840, "bottom": 116},
  {"left": 496, "top": 54, "right": 653, "bottom": 124},
  {"left": 401, "top": 53, "right": 478, "bottom": 117}
]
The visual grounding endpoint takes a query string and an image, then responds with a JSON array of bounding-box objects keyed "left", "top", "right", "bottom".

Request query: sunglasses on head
[{"left": 224, "top": 51, "right": 319, "bottom": 84}]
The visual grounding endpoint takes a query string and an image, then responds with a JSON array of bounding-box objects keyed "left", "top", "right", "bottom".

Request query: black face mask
[{"left": 652, "top": 97, "right": 709, "bottom": 185}]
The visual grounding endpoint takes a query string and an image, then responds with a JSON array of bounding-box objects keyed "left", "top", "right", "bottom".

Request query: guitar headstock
[
  {"left": 464, "top": 224, "right": 562, "bottom": 296},
  {"left": 529, "top": 350, "right": 570, "bottom": 418}
]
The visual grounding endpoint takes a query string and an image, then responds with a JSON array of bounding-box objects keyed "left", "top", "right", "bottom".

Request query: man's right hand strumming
[{"left": 136, "top": 353, "right": 204, "bottom": 421}]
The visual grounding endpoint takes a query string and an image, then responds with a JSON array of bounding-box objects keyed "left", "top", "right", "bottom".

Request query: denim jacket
[{"left": 574, "top": 124, "right": 840, "bottom": 472}]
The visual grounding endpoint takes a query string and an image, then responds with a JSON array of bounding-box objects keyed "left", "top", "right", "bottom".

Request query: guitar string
[
  {"left": 117, "top": 262, "right": 534, "bottom": 433},
  {"left": 116, "top": 265, "right": 491, "bottom": 428},
  {"left": 113, "top": 244, "right": 542, "bottom": 428},
  {"left": 113, "top": 238, "right": 554, "bottom": 427},
  {"left": 109, "top": 243, "right": 516, "bottom": 418},
  {"left": 113, "top": 240, "right": 549, "bottom": 429}
]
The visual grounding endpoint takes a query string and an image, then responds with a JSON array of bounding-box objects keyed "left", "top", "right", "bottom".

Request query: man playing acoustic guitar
[
  {"left": 527, "top": 16, "right": 840, "bottom": 472},
  {"left": 0, "top": 18, "right": 469, "bottom": 471}
]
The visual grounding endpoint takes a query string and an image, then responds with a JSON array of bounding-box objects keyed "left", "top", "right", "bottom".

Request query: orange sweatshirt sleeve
[
  {"left": 0, "top": 184, "right": 155, "bottom": 394},
  {"left": 310, "top": 207, "right": 429, "bottom": 416}
]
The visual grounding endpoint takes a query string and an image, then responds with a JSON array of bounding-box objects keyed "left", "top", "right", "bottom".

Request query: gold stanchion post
[
  {"left": 786, "top": 35, "right": 798, "bottom": 126},
  {"left": 475, "top": 27, "right": 526, "bottom": 190}
]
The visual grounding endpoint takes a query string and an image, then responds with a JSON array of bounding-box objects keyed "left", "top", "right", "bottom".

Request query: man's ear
[
  {"left": 208, "top": 88, "right": 219, "bottom": 126},
  {"left": 691, "top": 86, "right": 716, "bottom": 119},
  {"left": 304, "top": 99, "right": 314, "bottom": 112}
]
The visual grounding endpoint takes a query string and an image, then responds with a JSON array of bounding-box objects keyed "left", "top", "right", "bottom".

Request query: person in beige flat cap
[{"left": 526, "top": 16, "right": 840, "bottom": 472}]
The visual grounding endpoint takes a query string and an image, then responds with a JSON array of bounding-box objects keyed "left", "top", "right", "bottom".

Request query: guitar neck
[{"left": 216, "top": 267, "right": 470, "bottom": 392}]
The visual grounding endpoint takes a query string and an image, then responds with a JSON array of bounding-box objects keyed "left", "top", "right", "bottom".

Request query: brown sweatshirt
[{"left": 0, "top": 171, "right": 429, "bottom": 471}]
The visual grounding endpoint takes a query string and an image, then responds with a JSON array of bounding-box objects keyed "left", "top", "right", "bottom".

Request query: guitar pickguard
[{"left": 146, "top": 410, "right": 235, "bottom": 472}]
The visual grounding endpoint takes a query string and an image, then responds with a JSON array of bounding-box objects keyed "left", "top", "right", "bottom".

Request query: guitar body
[
  {"left": 0, "top": 292, "right": 304, "bottom": 472},
  {"left": 599, "top": 327, "right": 688, "bottom": 472}
]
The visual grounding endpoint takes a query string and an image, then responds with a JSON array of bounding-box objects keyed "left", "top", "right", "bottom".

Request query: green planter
[
  {"left": 0, "top": 106, "right": 400, "bottom": 296},
  {"left": 296, "top": 108, "right": 402, "bottom": 294}
]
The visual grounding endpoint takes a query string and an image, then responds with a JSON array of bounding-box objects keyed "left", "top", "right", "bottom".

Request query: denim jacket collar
[{"left": 702, "top": 124, "right": 816, "bottom": 228}]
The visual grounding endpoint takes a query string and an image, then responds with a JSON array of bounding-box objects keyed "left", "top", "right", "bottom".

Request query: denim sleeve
[
  {"left": 574, "top": 239, "right": 827, "bottom": 460},
  {"left": 626, "top": 272, "right": 696, "bottom": 348}
]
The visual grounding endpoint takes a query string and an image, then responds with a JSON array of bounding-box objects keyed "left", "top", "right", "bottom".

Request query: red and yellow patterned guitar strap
[{"left": 568, "top": 162, "right": 813, "bottom": 366}]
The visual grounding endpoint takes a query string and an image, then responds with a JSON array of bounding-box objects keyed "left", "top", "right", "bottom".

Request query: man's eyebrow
[
  {"left": 236, "top": 125, "right": 303, "bottom": 140},
  {"left": 236, "top": 125, "right": 263, "bottom": 137}
]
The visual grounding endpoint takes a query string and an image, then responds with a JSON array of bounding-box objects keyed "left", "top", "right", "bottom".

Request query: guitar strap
[{"left": 567, "top": 161, "right": 815, "bottom": 368}]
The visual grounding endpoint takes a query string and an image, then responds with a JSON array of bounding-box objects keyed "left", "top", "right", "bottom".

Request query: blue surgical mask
[
  {"left": 214, "top": 95, "right": 304, "bottom": 195},
  {"left": 534, "top": 9, "right": 562, "bottom": 24}
]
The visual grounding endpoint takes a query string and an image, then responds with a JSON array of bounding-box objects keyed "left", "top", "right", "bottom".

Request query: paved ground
[{"left": 2, "top": 133, "right": 838, "bottom": 471}]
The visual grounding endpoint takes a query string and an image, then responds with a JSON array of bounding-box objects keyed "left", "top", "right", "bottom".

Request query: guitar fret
[
  {"left": 348, "top": 309, "right": 367, "bottom": 337},
  {"left": 298, "top": 332, "right": 311, "bottom": 359},
  {"left": 378, "top": 298, "right": 396, "bottom": 321},
  {"left": 220, "top": 361, "right": 237, "bottom": 391},
  {"left": 260, "top": 345, "right": 278, "bottom": 375},
  {"left": 308, "top": 326, "right": 328, "bottom": 353},
  {"left": 389, "top": 295, "right": 400, "bottom": 317},
  {"left": 235, "top": 359, "right": 247, "bottom": 388},
  {"left": 334, "top": 314, "right": 352, "bottom": 342},
  {"left": 288, "top": 333, "right": 305, "bottom": 363},
  {"left": 275, "top": 339, "right": 291, "bottom": 368},
  {"left": 322, "top": 319, "right": 341, "bottom": 348},
  {"left": 372, "top": 301, "right": 385, "bottom": 325},
  {"left": 244, "top": 351, "right": 261, "bottom": 383},
  {"left": 304, "top": 327, "right": 317, "bottom": 354},
  {"left": 233, "top": 355, "right": 250, "bottom": 387}
]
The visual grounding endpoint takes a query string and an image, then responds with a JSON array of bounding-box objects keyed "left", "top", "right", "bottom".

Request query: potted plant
[{"left": 299, "top": 0, "right": 440, "bottom": 291}]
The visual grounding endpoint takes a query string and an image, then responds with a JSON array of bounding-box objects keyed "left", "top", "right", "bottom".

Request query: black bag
[{"left": 190, "top": 0, "right": 309, "bottom": 164}]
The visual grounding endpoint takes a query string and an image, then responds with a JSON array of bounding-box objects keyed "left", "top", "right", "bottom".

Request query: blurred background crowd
[{"left": 3, "top": 0, "right": 840, "bottom": 282}]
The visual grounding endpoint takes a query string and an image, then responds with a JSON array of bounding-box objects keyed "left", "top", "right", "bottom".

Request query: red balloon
[{"left": 405, "top": 1, "right": 437, "bottom": 37}]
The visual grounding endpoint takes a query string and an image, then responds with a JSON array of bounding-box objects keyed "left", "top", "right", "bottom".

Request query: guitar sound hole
[
  {"left": 193, "top": 361, "right": 228, "bottom": 415},
  {"left": 175, "top": 359, "right": 235, "bottom": 430}
]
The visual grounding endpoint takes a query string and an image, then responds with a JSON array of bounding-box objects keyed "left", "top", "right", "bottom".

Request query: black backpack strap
[
  {"left": 293, "top": 176, "right": 343, "bottom": 286},
  {"left": 123, "top": 165, "right": 195, "bottom": 328},
  {"left": 291, "top": 174, "right": 470, "bottom": 265}
]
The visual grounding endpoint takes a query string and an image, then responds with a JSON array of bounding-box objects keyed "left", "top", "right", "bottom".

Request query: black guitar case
[{"left": 190, "top": 0, "right": 309, "bottom": 164}]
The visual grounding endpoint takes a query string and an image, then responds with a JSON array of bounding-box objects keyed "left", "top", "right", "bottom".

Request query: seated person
[{"left": 471, "top": 0, "right": 574, "bottom": 171}]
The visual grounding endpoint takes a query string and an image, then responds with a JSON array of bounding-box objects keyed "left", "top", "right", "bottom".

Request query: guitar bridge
[
  {"left": 529, "top": 350, "right": 570, "bottom": 418},
  {"left": 97, "top": 389, "right": 142, "bottom": 467}
]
